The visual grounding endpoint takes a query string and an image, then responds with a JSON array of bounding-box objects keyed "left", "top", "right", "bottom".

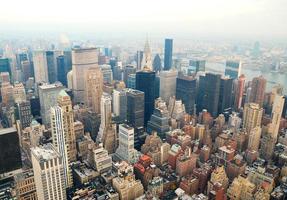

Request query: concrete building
[
  {"left": 1, "top": 82, "right": 14, "bottom": 106},
  {"left": 112, "top": 89, "right": 127, "bottom": 121},
  {"left": 233, "top": 74, "right": 246, "bottom": 111},
  {"left": 84, "top": 67, "right": 103, "bottom": 113},
  {"left": 249, "top": 75, "right": 267, "bottom": 107},
  {"left": 14, "top": 170, "right": 37, "bottom": 200},
  {"left": 72, "top": 48, "right": 99, "bottom": 103},
  {"left": 243, "top": 103, "right": 263, "bottom": 134},
  {"left": 31, "top": 144, "right": 66, "bottom": 200},
  {"left": 115, "top": 124, "right": 139, "bottom": 164},
  {"left": 16, "top": 100, "right": 32, "bottom": 129},
  {"left": 159, "top": 70, "right": 177, "bottom": 103},
  {"left": 90, "top": 143, "right": 112, "bottom": 173},
  {"left": 38, "top": 82, "right": 64, "bottom": 126},
  {"left": 32, "top": 51, "right": 49, "bottom": 83},
  {"left": 13, "top": 82, "right": 26, "bottom": 103}
]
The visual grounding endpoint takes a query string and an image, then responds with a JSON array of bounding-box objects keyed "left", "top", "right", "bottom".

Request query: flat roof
[{"left": 0, "top": 127, "right": 17, "bottom": 136}]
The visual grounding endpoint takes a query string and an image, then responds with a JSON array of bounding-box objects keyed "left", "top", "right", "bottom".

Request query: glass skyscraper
[{"left": 164, "top": 38, "right": 173, "bottom": 70}]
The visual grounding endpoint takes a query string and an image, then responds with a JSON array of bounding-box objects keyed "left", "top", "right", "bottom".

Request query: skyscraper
[
  {"left": 32, "top": 51, "right": 49, "bottom": 83},
  {"left": 38, "top": 82, "right": 64, "bottom": 126},
  {"left": 160, "top": 69, "right": 177, "bottom": 103},
  {"left": 164, "top": 38, "right": 173, "bottom": 70},
  {"left": 126, "top": 89, "right": 145, "bottom": 129},
  {"left": 51, "top": 90, "right": 76, "bottom": 188},
  {"left": 84, "top": 67, "right": 103, "bottom": 113},
  {"left": 153, "top": 54, "right": 162, "bottom": 73},
  {"left": 0, "top": 58, "right": 11, "bottom": 76},
  {"left": 115, "top": 124, "right": 139, "bottom": 163},
  {"left": 249, "top": 76, "right": 266, "bottom": 107},
  {"left": 97, "top": 93, "right": 117, "bottom": 153},
  {"left": 225, "top": 60, "right": 241, "bottom": 79},
  {"left": 112, "top": 89, "right": 127, "bottom": 122},
  {"left": 72, "top": 48, "right": 99, "bottom": 103},
  {"left": 13, "top": 82, "right": 26, "bottom": 103},
  {"left": 198, "top": 73, "right": 221, "bottom": 117},
  {"left": 243, "top": 103, "right": 263, "bottom": 133},
  {"left": 136, "top": 50, "right": 143, "bottom": 71},
  {"left": 268, "top": 95, "right": 285, "bottom": 138},
  {"left": 189, "top": 60, "right": 206, "bottom": 72},
  {"left": 233, "top": 74, "right": 245, "bottom": 110},
  {"left": 31, "top": 144, "right": 66, "bottom": 200},
  {"left": 57, "top": 55, "right": 67, "bottom": 86},
  {"left": 176, "top": 74, "right": 196, "bottom": 115},
  {"left": 141, "top": 39, "right": 152, "bottom": 70},
  {"left": 46, "top": 50, "right": 61, "bottom": 83},
  {"left": 16, "top": 100, "right": 32, "bottom": 129},
  {"left": 218, "top": 77, "right": 233, "bottom": 114},
  {"left": 136, "top": 70, "right": 156, "bottom": 125},
  {"left": 0, "top": 127, "right": 22, "bottom": 175}
]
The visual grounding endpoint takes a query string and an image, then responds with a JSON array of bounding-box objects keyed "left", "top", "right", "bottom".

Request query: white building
[
  {"left": 31, "top": 144, "right": 66, "bottom": 200},
  {"left": 159, "top": 70, "right": 177, "bottom": 103}
]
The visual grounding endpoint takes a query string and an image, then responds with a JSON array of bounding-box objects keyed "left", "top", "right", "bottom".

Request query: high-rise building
[
  {"left": 147, "top": 98, "right": 170, "bottom": 138},
  {"left": 141, "top": 39, "right": 152, "bottom": 70},
  {"left": 268, "top": 95, "right": 285, "bottom": 138},
  {"left": 136, "top": 50, "right": 143, "bottom": 70},
  {"left": 1, "top": 82, "right": 14, "bottom": 106},
  {"left": 198, "top": 73, "right": 221, "bottom": 117},
  {"left": 164, "top": 38, "right": 173, "bottom": 70},
  {"left": 153, "top": 54, "right": 162, "bottom": 72},
  {"left": 218, "top": 76, "right": 233, "bottom": 114},
  {"left": 112, "top": 89, "right": 127, "bottom": 122},
  {"left": 14, "top": 170, "right": 37, "bottom": 200},
  {"left": 46, "top": 50, "right": 61, "bottom": 83},
  {"left": 0, "top": 58, "right": 11, "bottom": 75},
  {"left": 127, "top": 74, "right": 136, "bottom": 89},
  {"left": 31, "top": 144, "right": 66, "bottom": 200},
  {"left": 243, "top": 103, "right": 263, "bottom": 133},
  {"left": 160, "top": 69, "right": 177, "bottom": 103},
  {"left": 13, "top": 82, "right": 26, "bottom": 103},
  {"left": 38, "top": 82, "right": 64, "bottom": 126},
  {"left": 249, "top": 76, "right": 266, "bottom": 107},
  {"left": 136, "top": 70, "right": 156, "bottom": 125},
  {"left": 16, "top": 101, "right": 32, "bottom": 129},
  {"left": 123, "top": 65, "right": 136, "bottom": 85},
  {"left": 0, "top": 127, "right": 22, "bottom": 175},
  {"left": 100, "top": 64, "right": 113, "bottom": 84},
  {"left": 90, "top": 143, "right": 112, "bottom": 173},
  {"left": 97, "top": 93, "right": 117, "bottom": 153},
  {"left": 176, "top": 74, "right": 196, "bottom": 115},
  {"left": 57, "top": 55, "right": 67, "bottom": 86},
  {"left": 72, "top": 48, "right": 99, "bottom": 103},
  {"left": 84, "top": 67, "right": 103, "bottom": 113},
  {"left": 21, "top": 60, "right": 32, "bottom": 82},
  {"left": 225, "top": 60, "right": 241, "bottom": 79},
  {"left": 126, "top": 89, "right": 145, "bottom": 128},
  {"left": 233, "top": 74, "right": 245, "bottom": 110},
  {"left": 51, "top": 90, "right": 76, "bottom": 188},
  {"left": 189, "top": 60, "right": 206, "bottom": 72},
  {"left": 115, "top": 124, "right": 139, "bottom": 163},
  {"left": 248, "top": 126, "right": 262, "bottom": 151}
]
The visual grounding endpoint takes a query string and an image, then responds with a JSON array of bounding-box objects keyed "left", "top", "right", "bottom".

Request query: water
[{"left": 206, "top": 62, "right": 287, "bottom": 94}]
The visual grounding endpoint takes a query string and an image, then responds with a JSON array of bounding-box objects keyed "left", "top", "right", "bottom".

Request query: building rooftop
[
  {"left": 31, "top": 143, "right": 60, "bottom": 163},
  {"left": 0, "top": 127, "right": 17, "bottom": 136}
]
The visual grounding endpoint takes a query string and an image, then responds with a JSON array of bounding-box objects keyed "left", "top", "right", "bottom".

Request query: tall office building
[
  {"left": 31, "top": 144, "right": 66, "bottom": 200},
  {"left": 190, "top": 60, "right": 206, "bottom": 72},
  {"left": 115, "top": 124, "right": 139, "bottom": 163},
  {"left": 225, "top": 60, "right": 241, "bottom": 79},
  {"left": 72, "top": 48, "right": 99, "bottom": 103},
  {"left": 51, "top": 90, "right": 76, "bottom": 188},
  {"left": 176, "top": 74, "right": 196, "bottom": 115},
  {"left": 268, "top": 95, "right": 285, "bottom": 138},
  {"left": 21, "top": 60, "right": 32, "bottom": 82},
  {"left": 0, "top": 127, "right": 22, "bottom": 175},
  {"left": 33, "top": 51, "right": 48, "bottom": 83},
  {"left": 136, "top": 50, "right": 143, "bottom": 70},
  {"left": 39, "top": 82, "right": 64, "bottom": 126},
  {"left": 136, "top": 70, "right": 156, "bottom": 125},
  {"left": 126, "top": 89, "right": 145, "bottom": 128},
  {"left": 249, "top": 76, "right": 266, "bottom": 107},
  {"left": 153, "top": 54, "right": 162, "bottom": 72},
  {"left": 218, "top": 77, "right": 233, "bottom": 114},
  {"left": 57, "top": 55, "right": 67, "bottom": 86},
  {"left": 233, "top": 74, "right": 245, "bottom": 110},
  {"left": 123, "top": 65, "right": 136, "bottom": 85},
  {"left": 243, "top": 103, "right": 263, "bottom": 133},
  {"left": 0, "top": 58, "right": 11, "bottom": 75},
  {"left": 112, "top": 89, "right": 127, "bottom": 122},
  {"left": 16, "top": 101, "right": 32, "bottom": 129},
  {"left": 141, "top": 39, "right": 152, "bottom": 70},
  {"left": 1, "top": 82, "right": 14, "bottom": 107},
  {"left": 13, "top": 82, "right": 26, "bottom": 103},
  {"left": 160, "top": 70, "right": 177, "bottom": 103},
  {"left": 248, "top": 126, "right": 262, "bottom": 151},
  {"left": 90, "top": 144, "right": 112, "bottom": 173},
  {"left": 198, "top": 73, "right": 221, "bottom": 117},
  {"left": 84, "top": 67, "right": 103, "bottom": 113},
  {"left": 97, "top": 93, "right": 117, "bottom": 153},
  {"left": 100, "top": 64, "right": 113, "bottom": 84},
  {"left": 164, "top": 38, "right": 173, "bottom": 70},
  {"left": 46, "top": 50, "right": 61, "bottom": 83}
]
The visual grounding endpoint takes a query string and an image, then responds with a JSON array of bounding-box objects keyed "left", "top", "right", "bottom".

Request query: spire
[{"left": 141, "top": 36, "right": 152, "bottom": 71}]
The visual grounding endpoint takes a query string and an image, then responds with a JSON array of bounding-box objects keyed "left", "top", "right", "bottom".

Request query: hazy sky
[{"left": 0, "top": 0, "right": 286, "bottom": 40}]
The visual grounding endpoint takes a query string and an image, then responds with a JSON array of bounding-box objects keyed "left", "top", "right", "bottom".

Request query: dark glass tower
[
  {"left": 0, "top": 58, "right": 11, "bottom": 75},
  {"left": 197, "top": 73, "right": 221, "bottom": 117},
  {"left": 164, "top": 38, "right": 173, "bottom": 70},
  {"left": 176, "top": 75, "right": 197, "bottom": 115},
  {"left": 136, "top": 70, "right": 156, "bottom": 125},
  {"left": 46, "top": 51, "right": 57, "bottom": 83},
  {"left": 126, "top": 89, "right": 145, "bottom": 128},
  {"left": 218, "top": 77, "right": 233, "bottom": 114},
  {"left": 153, "top": 54, "right": 162, "bottom": 72},
  {"left": 225, "top": 60, "right": 241, "bottom": 79},
  {"left": 57, "top": 55, "right": 67, "bottom": 86}
]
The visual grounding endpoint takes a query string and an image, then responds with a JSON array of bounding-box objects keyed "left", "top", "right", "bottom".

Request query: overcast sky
[{"left": 0, "top": 0, "right": 286, "bottom": 40}]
